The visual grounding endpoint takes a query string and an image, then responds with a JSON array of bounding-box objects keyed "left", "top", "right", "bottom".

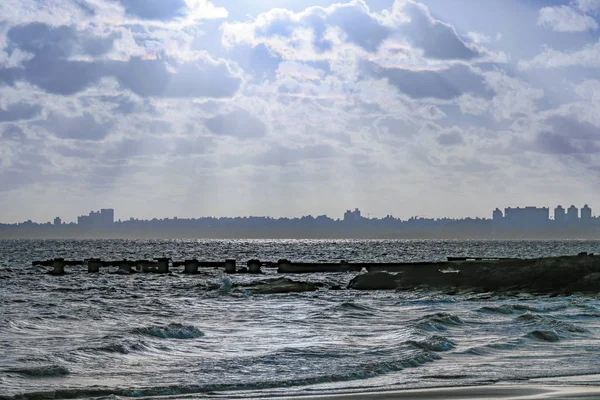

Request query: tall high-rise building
[
  {"left": 344, "top": 208, "right": 362, "bottom": 222},
  {"left": 77, "top": 209, "right": 115, "bottom": 227},
  {"left": 567, "top": 205, "right": 579, "bottom": 222},
  {"left": 581, "top": 204, "right": 592, "bottom": 222},
  {"left": 492, "top": 208, "right": 503, "bottom": 221},
  {"left": 53, "top": 217, "right": 61, "bottom": 226},
  {"left": 504, "top": 206, "right": 549, "bottom": 227},
  {"left": 554, "top": 205, "right": 566, "bottom": 223},
  {"left": 100, "top": 209, "right": 115, "bottom": 226}
]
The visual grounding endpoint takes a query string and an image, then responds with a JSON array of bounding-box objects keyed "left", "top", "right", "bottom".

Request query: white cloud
[
  {"left": 518, "top": 40, "right": 600, "bottom": 69},
  {"left": 538, "top": 5, "right": 598, "bottom": 32},
  {"left": 575, "top": 0, "right": 600, "bottom": 13}
]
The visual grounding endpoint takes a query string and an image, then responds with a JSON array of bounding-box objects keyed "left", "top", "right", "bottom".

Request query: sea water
[{"left": 1, "top": 239, "right": 600, "bottom": 399}]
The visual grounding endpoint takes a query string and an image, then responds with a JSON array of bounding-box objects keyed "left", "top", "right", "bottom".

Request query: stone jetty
[{"left": 32, "top": 253, "right": 600, "bottom": 294}]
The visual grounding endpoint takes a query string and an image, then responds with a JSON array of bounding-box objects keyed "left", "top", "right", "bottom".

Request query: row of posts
[{"left": 49, "top": 258, "right": 263, "bottom": 275}]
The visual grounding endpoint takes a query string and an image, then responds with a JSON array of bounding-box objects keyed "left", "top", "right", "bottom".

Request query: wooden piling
[
  {"left": 248, "top": 259, "right": 262, "bottom": 274},
  {"left": 87, "top": 258, "right": 101, "bottom": 273},
  {"left": 224, "top": 259, "right": 236, "bottom": 274},
  {"left": 155, "top": 257, "right": 170, "bottom": 274},
  {"left": 50, "top": 258, "right": 65, "bottom": 275},
  {"left": 184, "top": 259, "right": 199, "bottom": 274}
]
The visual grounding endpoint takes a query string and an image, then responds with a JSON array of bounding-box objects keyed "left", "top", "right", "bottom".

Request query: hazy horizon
[{"left": 2, "top": 0, "right": 600, "bottom": 223}]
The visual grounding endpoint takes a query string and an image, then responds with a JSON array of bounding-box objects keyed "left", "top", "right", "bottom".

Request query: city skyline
[
  {"left": 2, "top": 1, "right": 600, "bottom": 223},
  {"left": 5, "top": 203, "right": 599, "bottom": 226}
]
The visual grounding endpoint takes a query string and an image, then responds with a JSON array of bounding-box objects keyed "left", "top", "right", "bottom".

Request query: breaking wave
[
  {"left": 7, "top": 364, "right": 69, "bottom": 377},
  {"left": 132, "top": 323, "right": 204, "bottom": 339},
  {"left": 415, "top": 313, "right": 464, "bottom": 331},
  {"left": 407, "top": 335, "right": 456, "bottom": 352}
]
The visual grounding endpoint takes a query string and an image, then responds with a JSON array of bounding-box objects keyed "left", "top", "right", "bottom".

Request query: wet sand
[{"left": 271, "top": 385, "right": 600, "bottom": 400}]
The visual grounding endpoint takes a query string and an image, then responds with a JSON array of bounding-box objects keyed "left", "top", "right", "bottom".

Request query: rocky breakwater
[{"left": 347, "top": 253, "right": 600, "bottom": 294}]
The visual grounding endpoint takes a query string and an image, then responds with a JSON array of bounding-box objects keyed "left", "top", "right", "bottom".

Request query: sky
[{"left": 1, "top": 0, "right": 600, "bottom": 223}]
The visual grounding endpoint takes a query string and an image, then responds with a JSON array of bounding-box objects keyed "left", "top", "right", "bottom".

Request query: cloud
[
  {"left": 575, "top": 0, "right": 600, "bottom": 13},
  {"left": 396, "top": 2, "right": 480, "bottom": 60},
  {"left": 364, "top": 62, "right": 491, "bottom": 100},
  {"left": 533, "top": 116, "right": 600, "bottom": 154},
  {"left": 114, "top": 0, "right": 188, "bottom": 20},
  {"left": 38, "top": 111, "right": 113, "bottom": 141},
  {"left": 0, "top": 22, "right": 242, "bottom": 98},
  {"left": 205, "top": 110, "right": 267, "bottom": 138},
  {"left": 437, "top": 131, "right": 464, "bottom": 146},
  {"left": 112, "top": 56, "right": 242, "bottom": 98},
  {"left": 1, "top": 124, "right": 26, "bottom": 140},
  {"left": 0, "top": 102, "right": 41, "bottom": 122},
  {"left": 108, "top": 0, "right": 228, "bottom": 21},
  {"left": 538, "top": 5, "right": 598, "bottom": 32},
  {"left": 518, "top": 39, "right": 600, "bottom": 69},
  {"left": 222, "top": 0, "right": 481, "bottom": 62}
]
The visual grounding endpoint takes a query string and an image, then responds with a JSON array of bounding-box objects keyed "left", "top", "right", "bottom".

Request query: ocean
[{"left": 2, "top": 239, "right": 600, "bottom": 399}]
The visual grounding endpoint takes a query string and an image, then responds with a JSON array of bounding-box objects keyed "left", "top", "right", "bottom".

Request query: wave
[
  {"left": 335, "top": 301, "right": 374, "bottom": 312},
  {"left": 527, "top": 330, "right": 560, "bottom": 342},
  {"left": 415, "top": 312, "right": 464, "bottom": 331},
  {"left": 132, "top": 323, "right": 204, "bottom": 339},
  {"left": 479, "top": 303, "right": 568, "bottom": 315},
  {"left": 6, "top": 364, "right": 69, "bottom": 377},
  {"left": 0, "top": 353, "right": 441, "bottom": 399},
  {"left": 407, "top": 335, "right": 456, "bottom": 352},
  {"left": 85, "top": 340, "right": 151, "bottom": 355},
  {"left": 514, "top": 313, "right": 585, "bottom": 333}
]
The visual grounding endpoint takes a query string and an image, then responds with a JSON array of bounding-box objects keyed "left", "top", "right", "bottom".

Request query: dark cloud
[
  {"left": 39, "top": 112, "right": 112, "bottom": 141},
  {"left": 2, "top": 23, "right": 116, "bottom": 95},
  {"left": 364, "top": 62, "right": 492, "bottom": 100},
  {"left": 546, "top": 116, "right": 600, "bottom": 141},
  {"left": 533, "top": 116, "right": 600, "bottom": 154},
  {"left": 112, "top": 56, "right": 241, "bottom": 98},
  {"left": 437, "top": 131, "right": 464, "bottom": 146},
  {"left": 400, "top": 3, "right": 479, "bottom": 60},
  {"left": 205, "top": 110, "right": 267, "bottom": 138},
  {"left": 325, "top": 4, "right": 390, "bottom": 52},
  {"left": 535, "top": 132, "right": 583, "bottom": 154},
  {"left": 1, "top": 23, "right": 242, "bottom": 98},
  {"left": 229, "top": 43, "right": 283, "bottom": 82},
  {"left": 113, "top": 0, "right": 187, "bottom": 20},
  {"left": 7, "top": 23, "right": 114, "bottom": 58},
  {"left": 1, "top": 125, "right": 26, "bottom": 141},
  {"left": 0, "top": 102, "right": 42, "bottom": 122}
]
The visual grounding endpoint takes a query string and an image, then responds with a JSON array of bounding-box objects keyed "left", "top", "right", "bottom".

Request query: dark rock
[
  {"left": 347, "top": 272, "right": 402, "bottom": 290},
  {"left": 238, "top": 267, "right": 249, "bottom": 274},
  {"left": 247, "top": 277, "right": 320, "bottom": 294}
]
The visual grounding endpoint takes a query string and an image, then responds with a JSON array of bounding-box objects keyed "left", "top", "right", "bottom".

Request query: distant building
[
  {"left": 100, "top": 209, "right": 114, "bottom": 225},
  {"left": 554, "top": 205, "right": 566, "bottom": 223},
  {"left": 344, "top": 208, "right": 362, "bottom": 222},
  {"left": 504, "top": 206, "right": 549, "bottom": 227},
  {"left": 567, "top": 205, "right": 579, "bottom": 223},
  {"left": 492, "top": 208, "right": 503, "bottom": 221},
  {"left": 581, "top": 204, "right": 592, "bottom": 222},
  {"left": 77, "top": 209, "right": 115, "bottom": 227},
  {"left": 53, "top": 217, "right": 61, "bottom": 226}
]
